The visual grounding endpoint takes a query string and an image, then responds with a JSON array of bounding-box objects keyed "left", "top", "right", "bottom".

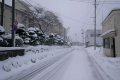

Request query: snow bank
[
  {"left": 86, "top": 47, "right": 120, "bottom": 80},
  {"left": 0, "top": 45, "right": 71, "bottom": 80}
]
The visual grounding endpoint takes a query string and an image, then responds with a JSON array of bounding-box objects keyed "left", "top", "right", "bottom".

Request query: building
[
  {"left": 85, "top": 29, "right": 102, "bottom": 47},
  {"left": 0, "top": 0, "right": 67, "bottom": 39},
  {"left": 71, "top": 42, "right": 83, "bottom": 46},
  {"left": 0, "top": 0, "right": 31, "bottom": 33},
  {"left": 101, "top": 9, "right": 120, "bottom": 57}
]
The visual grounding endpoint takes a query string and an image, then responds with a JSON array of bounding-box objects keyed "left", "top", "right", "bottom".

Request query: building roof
[
  {"left": 102, "top": 9, "right": 120, "bottom": 25},
  {"left": 100, "top": 29, "right": 115, "bottom": 37}
]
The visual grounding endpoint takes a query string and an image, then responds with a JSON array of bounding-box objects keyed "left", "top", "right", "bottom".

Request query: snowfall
[{"left": 0, "top": 46, "right": 120, "bottom": 80}]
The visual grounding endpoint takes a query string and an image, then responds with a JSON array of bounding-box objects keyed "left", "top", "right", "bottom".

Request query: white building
[
  {"left": 85, "top": 29, "right": 102, "bottom": 47},
  {"left": 101, "top": 9, "right": 120, "bottom": 57}
]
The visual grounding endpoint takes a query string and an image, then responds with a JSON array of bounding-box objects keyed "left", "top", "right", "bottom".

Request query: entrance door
[{"left": 111, "top": 38, "right": 116, "bottom": 57}]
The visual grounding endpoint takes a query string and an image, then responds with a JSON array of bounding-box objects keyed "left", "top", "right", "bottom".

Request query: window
[{"left": 103, "top": 38, "right": 110, "bottom": 48}]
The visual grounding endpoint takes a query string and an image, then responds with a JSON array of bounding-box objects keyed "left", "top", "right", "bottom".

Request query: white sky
[{"left": 26, "top": 0, "right": 120, "bottom": 42}]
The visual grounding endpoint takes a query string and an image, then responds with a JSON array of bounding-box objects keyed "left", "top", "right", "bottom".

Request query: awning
[{"left": 101, "top": 29, "right": 116, "bottom": 37}]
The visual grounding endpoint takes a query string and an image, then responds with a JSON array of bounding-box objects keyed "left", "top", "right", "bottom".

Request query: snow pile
[
  {"left": 86, "top": 47, "right": 120, "bottom": 80},
  {"left": 0, "top": 46, "right": 71, "bottom": 80}
]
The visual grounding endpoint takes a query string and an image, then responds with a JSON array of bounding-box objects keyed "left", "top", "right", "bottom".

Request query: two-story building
[
  {"left": 101, "top": 9, "right": 120, "bottom": 57},
  {"left": 85, "top": 29, "right": 102, "bottom": 47},
  {"left": 0, "top": 0, "right": 31, "bottom": 33}
]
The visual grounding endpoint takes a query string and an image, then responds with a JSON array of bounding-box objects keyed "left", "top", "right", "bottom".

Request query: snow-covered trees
[
  {"left": 0, "top": 25, "right": 66, "bottom": 47},
  {"left": 15, "top": 25, "right": 66, "bottom": 46},
  {"left": 0, "top": 5, "right": 67, "bottom": 47}
]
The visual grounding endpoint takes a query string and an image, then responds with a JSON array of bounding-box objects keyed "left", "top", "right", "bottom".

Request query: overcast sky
[{"left": 26, "top": 0, "right": 120, "bottom": 42}]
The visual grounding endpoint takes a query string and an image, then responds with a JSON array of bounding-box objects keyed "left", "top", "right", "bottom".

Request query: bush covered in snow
[
  {"left": 0, "top": 25, "right": 5, "bottom": 35},
  {"left": 0, "top": 25, "right": 67, "bottom": 47},
  {"left": 3, "top": 34, "right": 24, "bottom": 47}
]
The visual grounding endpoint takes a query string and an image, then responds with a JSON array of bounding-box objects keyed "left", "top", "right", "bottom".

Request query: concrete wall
[
  {"left": 102, "top": 12, "right": 115, "bottom": 33},
  {"left": 0, "top": 0, "right": 30, "bottom": 33},
  {"left": 4, "top": 5, "right": 12, "bottom": 33},
  {"left": 103, "top": 48, "right": 114, "bottom": 57},
  {"left": 114, "top": 10, "right": 120, "bottom": 56}
]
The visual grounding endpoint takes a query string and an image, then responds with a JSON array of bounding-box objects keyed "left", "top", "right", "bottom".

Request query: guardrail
[{"left": 0, "top": 48, "right": 25, "bottom": 61}]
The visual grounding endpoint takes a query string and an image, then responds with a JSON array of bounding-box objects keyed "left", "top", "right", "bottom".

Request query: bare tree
[{"left": 25, "top": 6, "right": 64, "bottom": 34}]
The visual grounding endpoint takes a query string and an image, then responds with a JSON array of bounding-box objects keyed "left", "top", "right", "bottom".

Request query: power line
[{"left": 70, "top": 0, "right": 93, "bottom": 3}]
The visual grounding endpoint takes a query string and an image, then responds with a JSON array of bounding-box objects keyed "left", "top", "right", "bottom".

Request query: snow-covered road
[
  {"left": 0, "top": 46, "right": 105, "bottom": 80},
  {"left": 32, "top": 47, "right": 102, "bottom": 80}
]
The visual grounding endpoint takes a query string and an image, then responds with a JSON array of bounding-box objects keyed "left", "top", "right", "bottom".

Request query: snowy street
[
  {"left": 31, "top": 47, "right": 102, "bottom": 80},
  {"left": 47, "top": 47, "right": 101, "bottom": 80},
  {"left": 0, "top": 46, "right": 102, "bottom": 80},
  {"left": 1, "top": 0, "right": 120, "bottom": 80},
  {"left": 1, "top": 46, "right": 120, "bottom": 80}
]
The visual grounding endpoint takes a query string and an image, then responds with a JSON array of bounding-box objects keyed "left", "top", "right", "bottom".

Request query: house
[
  {"left": 101, "top": 9, "right": 120, "bottom": 57},
  {"left": 0, "top": 0, "right": 31, "bottom": 33},
  {"left": 85, "top": 29, "right": 102, "bottom": 47},
  {"left": 71, "top": 42, "right": 83, "bottom": 46}
]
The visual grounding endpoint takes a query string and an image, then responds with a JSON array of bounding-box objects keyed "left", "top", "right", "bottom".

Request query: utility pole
[
  {"left": 64, "top": 28, "right": 66, "bottom": 41},
  {"left": 81, "top": 29, "right": 84, "bottom": 45},
  {"left": 94, "top": 0, "right": 97, "bottom": 50},
  {"left": 1, "top": 0, "right": 4, "bottom": 26},
  {"left": 12, "top": 0, "right": 15, "bottom": 47}
]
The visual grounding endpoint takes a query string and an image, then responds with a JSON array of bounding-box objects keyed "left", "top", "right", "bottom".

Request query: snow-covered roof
[
  {"left": 0, "top": 25, "right": 5, "bottom": 32},
  {"left": 101, "top": 29, "right": 115, "bottom": 37}
]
